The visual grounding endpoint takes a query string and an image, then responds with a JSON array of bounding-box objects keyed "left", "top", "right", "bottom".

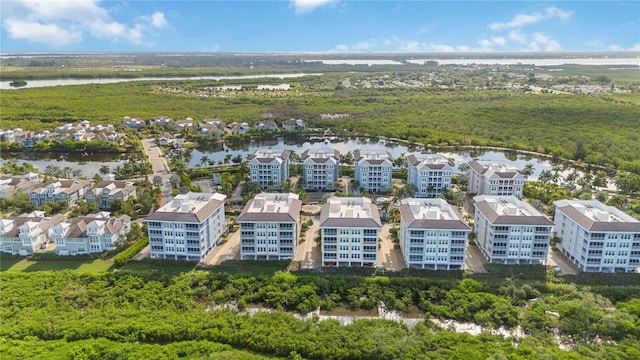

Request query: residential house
[
  {"left": 86, "top": 180, "right": 136, "bottom": 209},
  {"left": 248, "top": 149, "right": 291, "bottom": 189},
  {"left": 123, "top": 116, "right": 146, "bottom": 129},
  {"left": 29, "top": 179, "right": 92, "bottom": 206},
  {"left": 149, "top": 116, "right": 173, "bottom": 127},
  {"left": 228, "top": 122, "right": 249, "bottom": 134},
  {"left": 256, "top": 120, "right": 278, "bottom": 131},
  {"left": 406, "top": 153, "right": 453, "bottom": 198},
  {"left": 0, "top": 173, "right": 41, "bottom": 200},
  {"left": 238, "top": 193, "right": 302, "bottom": 260},
  {"left": 0, "top": 129, "right": 16, "bottom": 142},
  {"left": 399, "top": 198, "right": 470, "bottom": 270},
  {"left": 473, "top": 195, "right": 553, "bottom": 265},
  {"left": 302, "top": 148, "right": 340, "bottom": 190},
  {"left": 52, "top": 212, "right": 131, "bottom": 255},
  {"left": 554, "top": 199, "right": 640, "bottom": 273},
  {"left": 0, "top": 211, "right": 65, "bottom": 256},
  {"left": 320, "top": 196, "right": 382, "bottom": 267},
  {"left": 354, "top": 149, "right": 394, "bottom": 193},
  {"left": 282, "top": 119, "right": 305, "bottom": 131},
  {"left": 468, "top": 161, "right": 525, "bottom": 198},
  {"left": 145, "top": 192, "right": 227, "bottom": 261},
  {"left": 198, "top": 122, "right": 225, "bottom": 138},
  {"left": 174, "top": 118, "right": 195, "bottom": 130},
  {"left": 158, "top": 132, "right": 174, "bottom": 146}
]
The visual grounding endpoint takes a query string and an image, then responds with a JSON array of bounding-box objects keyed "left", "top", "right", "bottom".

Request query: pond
[
  {"left": 1, "top": 136, "right": 570, "bottom": 182},
  {"left": 0, "top": 152, "right": 126, "bottom": 178},
  {"left": 185, "top": 136, "right": 561, "bottom": 180}
]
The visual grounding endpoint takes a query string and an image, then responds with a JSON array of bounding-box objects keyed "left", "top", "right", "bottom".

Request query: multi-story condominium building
[
  {"left": 354, "top": 150, "right": 394, "bottom": 193},
  {"left": 473, "top": 195, "right": 553, "bottom": 265},
  {"left": 468, "top": 161, "right": 525, "bottom": 198},
  {"left": 0, "top": 211, "right": 65, "bottom": 256},
  {"left": 248, "top": 149, "right": 291, "bottom": 190},
  {"left": 86, "top": 180, "right": 136, "bottom": 209},
  {"left": 145, "top": 192, "right": 226, "bottom": 261},
  {"left": 320, "top": 197, "right": 382, "bottom": 267},
  {"left": 399, "top": 198, "right": 470, "bottom": 270},
  {"left": 554, "top": 199, "right": 640, "bottom": 273},
  {"left": 29, "top": 179, "right": 92, "bottom": 206},
  {"left": 302, "top": 149, "right": 340, "bottom": 191},
  {"left": 52, "top": 212, "right": 131, "bottom": 255},
  {"left": 406, "top": 153, "right": 453, "bottom": 198},
  {"left": 237, "top": 193, "right": 302, "bottom": 260}
]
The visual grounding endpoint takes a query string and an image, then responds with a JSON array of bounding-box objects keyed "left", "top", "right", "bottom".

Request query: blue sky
[{"left": 1, "top": 1, "right": 638, "bottom": 52}]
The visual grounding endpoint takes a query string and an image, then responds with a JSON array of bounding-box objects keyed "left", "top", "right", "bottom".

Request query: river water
[{"left": 0, "top": 73, "right": 322, "bottom": 90}]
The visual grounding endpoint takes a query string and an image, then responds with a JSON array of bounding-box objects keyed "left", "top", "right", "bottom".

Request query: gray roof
[
  {"left": 302, "top": 149, "right": 340, "bottom": 161},
  {"left": 468, "top": 160, "right": 488, "bottom": 174},
  {"left": 556, "top": 205, "right": 640, "bottom": 232},
  {"left": 319, "top": 203, "right": 382, "bottom": 228},
  {"left": 0, "top": 214, "right": 65, "bottom": 238},
  {"left": 399, "top": 204, "right": 470, "bottom": 230},
  {"left": 237, "top": 197, "right": 302, "bottom": 223},
  {"left": 474, "top": 200, "right": 553, "bottom": 226},
  {"left": 145, "top": 198, "right": 225, "bottom": 223}
]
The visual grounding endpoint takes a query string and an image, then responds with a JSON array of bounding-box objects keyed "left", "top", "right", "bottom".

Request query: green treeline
[
  {"left": 1, "top": 81, "right": 639, "bottom": 173},
  {"left": 1, "top": 271, "right": 639, "bottom": 359}
]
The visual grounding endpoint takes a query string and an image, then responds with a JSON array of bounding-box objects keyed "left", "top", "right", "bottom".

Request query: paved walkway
[
  {"left": 378, "top": 223, "right": 406, "bottom": 271},
  {"left": 204, "top": 230, "right": 241, "bottom": 266},
  {"left": 141, "top": 138, "right": 173, "bottom": 205},
  {"left": 465, "top": 243, "right": 488, "bottom": 273},
  {"left": 295, "top": 215, "right": 321, "bottom": 269},
  {"left": 547, "top": 245, "right": 580, "bottom": 275}
]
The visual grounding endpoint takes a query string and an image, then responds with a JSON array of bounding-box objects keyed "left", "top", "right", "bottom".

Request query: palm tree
[
  {"left": 521, "top": 163, "right": 535, "bottom": 179},
  {"left": 224, "top": 154, "right": 232, "bottom": 165},
  {"left": 99, "top": 165, "right": 110, "bottom": 175},
  {"left": 200, "top": 155, "right": 210, "bottom": 167}
]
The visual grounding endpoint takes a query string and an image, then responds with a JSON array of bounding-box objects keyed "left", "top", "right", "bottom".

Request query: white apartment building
[
  {"left": 145, "top": 192, "right": 226, "bottom": 261},
  {"left": 554, "top": 199, "right": 640, "bottom": 273},
  {"left": 52, "top": 212, "right": 130, "bottom": 255},
  {"left": 406, "top": 153, "right": 453, "bottom": 198},
  {"left": 474, "top": 195, "right": 553, "bottom": 264},
  {"left": 399, "top": 198, "right": 470, "bottom": 270},
  {"left": 248, "top": 149, "right": 291, "bottom": 190},
  {"left": 468, "top": 161, "right": 525, "bottom": 198},
  {"left": 354, "top": 150, "right": 394, "bottom": 193},
  {"left": 237, "top": 193, "right": 302, "bottom": 260},
  {"left": 302, "top": 148, "right": 340, "bottom": 191},
  {"left": 0, "top": 211, "right": 65, "bottom": 256},
  {"left": 320, "top": 197, "right": 382, "bottom": 267}
]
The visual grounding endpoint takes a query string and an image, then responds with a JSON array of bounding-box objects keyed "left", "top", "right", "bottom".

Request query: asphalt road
[{"left": 141, "top": 138, "right": 173, "bottom": 205}]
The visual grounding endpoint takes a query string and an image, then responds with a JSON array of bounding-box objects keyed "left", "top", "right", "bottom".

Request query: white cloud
[
  {"left": 509, "top": 30, "right": 528, "bottom": 44},
  {"left": 291, "top": 0, "right": 338, "bottom": 14},
  {"left": 489, "top": 6, "right": 572, "bottom": 30},
  {"left": 528, "top": 32, "right": 561, "bottom": 51},
  {"left": 150, "top": 12, "right": 168, "bottom": 29},
  {"left": 1, "top": 0, "right": 168, "bottom": 47},
  {"left": 331, "top": 36, "right": 475, "bottom": 52},
  {"left": 3, "top": 18, "right": 82, "bottom": 47},
  {"left": 628, "top": 43, "right": 640, "bottom": 51}
]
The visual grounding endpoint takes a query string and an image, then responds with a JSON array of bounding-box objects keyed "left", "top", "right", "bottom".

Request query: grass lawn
[{"left": 0, "top": 258, "right": 115, "bottom": 272}]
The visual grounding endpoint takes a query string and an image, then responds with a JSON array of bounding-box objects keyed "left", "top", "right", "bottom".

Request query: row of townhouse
[
  {"left": 247, "top": 148, "right": 526, "bottom": 198},
  {"left": 1, "top": 121, "right": 123, "bottom": 147},
  {"left": 129, "top": 115, "right": 305, "bottom": 134},
  {"left": 27, "top": 179, "right": 136, "bottom": 208},
  {"left": 0, "top": 211, "right": 130, "bottom": 256}
]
